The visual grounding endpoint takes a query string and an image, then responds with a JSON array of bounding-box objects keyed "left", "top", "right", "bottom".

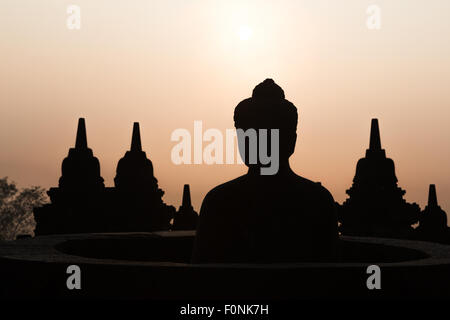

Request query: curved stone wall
[{"left": 0, "top": 231, "right": 449, "bottom": 299}]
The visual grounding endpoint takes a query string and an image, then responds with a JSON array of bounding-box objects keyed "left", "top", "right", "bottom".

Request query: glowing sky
[{"left": 1, "top": 0, "right": 449, "bottom": 222}]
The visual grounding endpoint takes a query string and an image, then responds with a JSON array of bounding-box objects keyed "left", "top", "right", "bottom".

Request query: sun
[{"left": 237, "top": 25, "right": 253, "bottom": 41}]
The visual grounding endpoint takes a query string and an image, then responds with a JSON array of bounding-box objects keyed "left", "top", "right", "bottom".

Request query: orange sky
[{"left": 1, "top": 0, "right": 449, "bottom": 222}]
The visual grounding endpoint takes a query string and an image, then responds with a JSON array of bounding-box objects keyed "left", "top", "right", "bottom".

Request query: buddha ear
[{"left": 287, "top": 132, "right": 297, "bottom": 157}]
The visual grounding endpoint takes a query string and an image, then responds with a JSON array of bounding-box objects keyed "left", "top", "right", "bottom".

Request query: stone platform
[{"left": 1, "top": 231, "right": 450, "bottom": 299}]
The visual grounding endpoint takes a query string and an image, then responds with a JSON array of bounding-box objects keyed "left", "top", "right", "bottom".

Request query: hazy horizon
[{"left": 1, "top": 0, "right": 449, "bottom": 222}]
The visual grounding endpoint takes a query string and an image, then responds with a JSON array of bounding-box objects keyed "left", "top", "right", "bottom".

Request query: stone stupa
[
  {"left": 172, "top": 184, "right": 198, "bottom": 230},
  {"left": 339, "top": 119, "right": 420, "bottom": 238},
  {"left": 34, "top": 118, "right": 106, "bottom": 235},
  {"left": 416, "top": 184, "right": 449, "bottom": 242},
  {"left": 111, "top": 122, "right": 174, "bottom": 231}
]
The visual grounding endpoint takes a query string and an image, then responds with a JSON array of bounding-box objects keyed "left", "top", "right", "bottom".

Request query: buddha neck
[{"left": 247, "top": 159, "right": 293, "bottom": 177}]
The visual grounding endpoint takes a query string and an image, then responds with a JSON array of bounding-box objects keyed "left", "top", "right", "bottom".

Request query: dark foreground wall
[{"left": 0, "top": 232, "right": 450, "bottom": 299}]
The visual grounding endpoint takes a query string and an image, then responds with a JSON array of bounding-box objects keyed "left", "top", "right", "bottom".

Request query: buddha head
[{"left": 233, "top": 79, "right": 298, "bottom": 175}]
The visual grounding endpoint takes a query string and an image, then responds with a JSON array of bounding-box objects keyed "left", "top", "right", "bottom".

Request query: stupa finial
[
  {"left": 369, "top": 118, "right": 381, "bottom": 150},
  {"left": 75, "top": 118, "right": 88, "bottom": 149},
  {"left": 182, "top": 184, "right": 192, "bottom": 209},
  {"left": 428, "top": 184, "right": 438, "bottom": 207},
  {"left": 130, "top": 122, "right": 142, "bottom": 152}
]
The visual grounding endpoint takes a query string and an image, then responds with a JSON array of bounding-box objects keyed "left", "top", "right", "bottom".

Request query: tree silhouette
[{"left": 0, "top": 177, "right": 47, "bottom": 240}]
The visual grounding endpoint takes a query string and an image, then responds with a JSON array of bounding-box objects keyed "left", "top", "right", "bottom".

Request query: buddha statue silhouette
[{"left": 192, "top": 79, "right": 338, "bottom": 263}]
